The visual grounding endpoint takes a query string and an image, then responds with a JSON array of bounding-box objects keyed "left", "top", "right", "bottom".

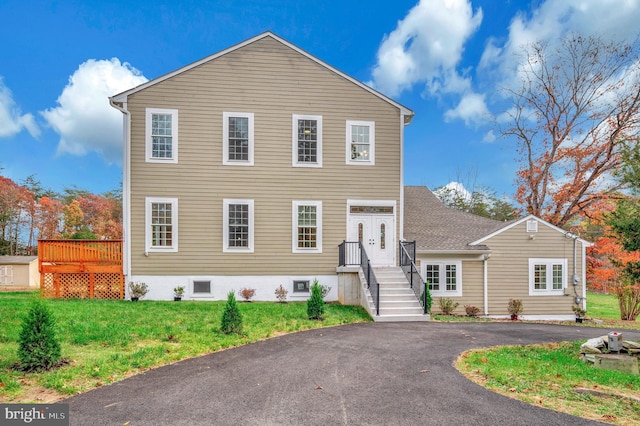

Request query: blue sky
[{"left": 2, "top": 0, "right": 639, "bottom": 198}]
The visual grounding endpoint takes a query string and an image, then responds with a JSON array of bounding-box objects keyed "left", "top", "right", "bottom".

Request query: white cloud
[
  {"left": 444, "top": 92, "right": 490, "bottom": 126},
  {"left": 481, "top": 0, "right": 640, "bottom": 82},
  {"left": 369, "top": 0, "right": 482, "bottom": 97},
  {"left": 41, "top": 58, "right": 147, "bottom": 164},
  {"left": 482, "top": 130, "right": 496, "bottom": 143},
  {"left": 0, "top": 78, "right": 39, "bottom": 138}
]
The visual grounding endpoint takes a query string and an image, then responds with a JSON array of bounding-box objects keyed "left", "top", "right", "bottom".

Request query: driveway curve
[{"left": 65, "top": 322, "right": 640, "bottom": 425}]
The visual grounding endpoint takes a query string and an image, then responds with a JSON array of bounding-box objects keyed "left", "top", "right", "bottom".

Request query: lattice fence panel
[
  {"left": 41, "top": 272, "right": 123, "bottom": 300},
  {"left": 94, "top": 273, "right": 124, "bottom": 300}
]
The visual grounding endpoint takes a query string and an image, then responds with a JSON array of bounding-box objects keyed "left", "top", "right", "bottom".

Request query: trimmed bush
[
  {"left": 421, "top": 283, "right": 433, "bottom": 313},
  {"left": 220, "top": 291, "right": 243, "bottom": 334},
  {"left": 439, "top": 298, "right": 459, "bottom": 315},
  {"left": 17, "top": 300, "right": 62, "bottom": 372},
  {"left": 307, "top": 279, "right": 325, "bottom": 320},
  {"left": 465, "top": 305, "right": 480, "bottom": 317}
]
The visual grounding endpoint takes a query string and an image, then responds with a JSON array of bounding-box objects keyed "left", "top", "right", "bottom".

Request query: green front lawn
[{"left": 0, "top": 292, "right": 371, "bottom": 402}]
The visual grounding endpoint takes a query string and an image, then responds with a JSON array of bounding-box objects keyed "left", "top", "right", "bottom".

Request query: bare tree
[{"left": 502, "top": 33, "right": 640, "bottom": 227}]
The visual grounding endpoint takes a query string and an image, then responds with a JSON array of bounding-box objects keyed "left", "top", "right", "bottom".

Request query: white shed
[{"left": 0, "top": 256, "right": 39, "bottom": 288}]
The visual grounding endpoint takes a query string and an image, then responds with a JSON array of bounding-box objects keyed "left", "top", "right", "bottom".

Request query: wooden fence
[{"left": 39, "top": 240, "right": 124, "bottom": 299}]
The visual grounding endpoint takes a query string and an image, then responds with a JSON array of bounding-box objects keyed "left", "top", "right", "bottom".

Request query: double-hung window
[
  {"left": 146, "top": 108, "right": 178, "bottom": 163},
  {"left": 292, "top": 114, "right": 322, "bottom": 167},
  {"left": 223, "top": 199, "right": 254, "bottom": 252},
  {"left": 145, "top": 197, "right": 178, "bottom": 252},
  {"left": 346, "top": 121, "right": 375, "bottom": 165},
  {"left": 422, "top": 261, "right": 462, "bottom": 296},
  {"left": 529, "top": 258, "right": 566, "bottom": 295},
  {"left": 223, "top": 112, "right": 254, "bottom": 165},
  {"left": 292, "top": 201, "right": 322, "bottom": 253}
]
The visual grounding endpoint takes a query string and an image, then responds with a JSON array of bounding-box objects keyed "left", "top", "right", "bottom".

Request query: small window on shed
[
  {"left": 526, "top": 220, "right": 538, "bottom": 233},
  {"left": 293, "top": 280, "right": 310, "bottom": 293},
  {"left": 193, "top": 280, "right": 211, "bottom": 294}
]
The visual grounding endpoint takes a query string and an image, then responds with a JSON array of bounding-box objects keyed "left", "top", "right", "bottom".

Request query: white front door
[{"left": 348, "top": 214, "right": 395, "bottom": 266}]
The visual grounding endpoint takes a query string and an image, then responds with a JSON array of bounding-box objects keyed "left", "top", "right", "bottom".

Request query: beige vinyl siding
[
  {"left": 484, "top": 221, "right": 582, "bottom": 315},
  {"left": 128, "top": 36, "right": 402, "bottom": 275},
  {"left": 417, "top": 255, "right": 485, "bottom": 315}
]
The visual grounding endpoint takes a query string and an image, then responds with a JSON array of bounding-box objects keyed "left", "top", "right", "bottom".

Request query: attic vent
[{"left": 526, "top": 220, "right": 538, "bottom": 233}]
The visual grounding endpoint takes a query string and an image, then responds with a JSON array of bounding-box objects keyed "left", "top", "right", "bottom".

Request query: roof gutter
[{"left": 109, "top": 97, "right": 131, "bottom": 282}]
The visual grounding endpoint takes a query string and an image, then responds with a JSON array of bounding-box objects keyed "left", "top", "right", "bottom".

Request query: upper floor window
[
  {"left": 529, "top": 258, "right": 566, "bottom": 295},
  {"left": 223, "top": 112, "right": 254, "bottom": 166},
  {"left": 146, "top": 108, "right": 178, "bottom": 163},
  {"left": 223, "top": 199, "right": 254, "bottom": 252},
  {"left": 145, "top": 197, "right": 178, "bottom": 252},
  {"left": 292, "top": 114, "right": 322, "bottom": 167},
  {"left": 346, "top": 121, "right": 375, "bottom": 165},
  {"left": 292, "top": 201, "right": 322, "bottom": 253}
]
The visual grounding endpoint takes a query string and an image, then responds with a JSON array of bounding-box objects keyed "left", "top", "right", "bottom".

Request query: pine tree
[
  {"left": 17, "top": 300, "right": 62, "bottom": 372},
  {"left": 307, "top": 279, "right": 325, "bottom": 320},
  {"left": 220, "top": 291, "right": 243, "bottom": 334}
]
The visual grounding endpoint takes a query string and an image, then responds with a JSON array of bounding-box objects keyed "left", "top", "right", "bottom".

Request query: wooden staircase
[{"left": 367, "top": 267, "right": 430, "bottom": 322}]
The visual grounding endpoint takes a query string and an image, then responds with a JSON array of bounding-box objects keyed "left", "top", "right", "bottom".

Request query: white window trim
[
  {"left": 223, "top": 199, "right": 254, "bottom": 253},
  {"left": 222, "top": 112, "right": 254, "bottom": 166},
  {"left": 292, "top": 114, "right": 323, "bottom": 168},
  {"left": 529, "top": 258, "right": 567, "bottom": 295},
  {"left": 145, "top": 197, "right": 178, "bottom": 253},
  {"left": 146, "top": 108, "right": 178, "bottom": 163},
  {"left": 421, "top": 260, "right": 462, "bottom": 297},
  {"left": 346, "top": 120, "right": 375, "bottom": 165},
  {"left": 292, "top": 200, "right": 322, "bottom": 253}
]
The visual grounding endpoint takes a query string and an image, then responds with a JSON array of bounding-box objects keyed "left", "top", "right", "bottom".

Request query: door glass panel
[
  {"left": 358, "top": 223, "right": 363, "bottom": 242},
  {"left": 380, "top": 223, "right": 385, "bottom": 249}
]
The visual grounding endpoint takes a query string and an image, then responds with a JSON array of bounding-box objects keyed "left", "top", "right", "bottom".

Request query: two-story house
[
  {"left": 111, "top": 32, "right": 589, "bottom": 321},
  {"left": 110, "top": 31, "right": 414, "bottom": 304}
]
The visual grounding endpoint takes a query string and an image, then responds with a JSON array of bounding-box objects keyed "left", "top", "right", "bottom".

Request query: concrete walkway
[{"left": 65, "top": 322, "right": 639, "bottom": 425}]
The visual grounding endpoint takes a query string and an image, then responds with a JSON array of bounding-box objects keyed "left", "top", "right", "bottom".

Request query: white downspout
[
  {"left": 483, "top": 255, "right": 489, "bottom": 316},
  {"left": 109, "top": 98, "right": 131, "bottom": 282},
  {"left": 582, "top": 241, "right": 587, "bottom": 311},
  {"left": 399, "top": 113, "right": 405, "bottom": 244}
]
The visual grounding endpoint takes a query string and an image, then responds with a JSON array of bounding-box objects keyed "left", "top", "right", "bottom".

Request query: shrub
[
  {"left": 307, "top": 279, "right": 325, "bottom": 320},
  {"left": 507, "top": 299, "right": 523, "bottom": 319},
  {"left": 611, "top": 279, "right": 640, "bottom": 321},
  {"left": 173, "top": 286, "right": 185, "bottom": 298},
  {"left": 421, "top": 282, "right": 433, "bottom": 313},
  {"left": 220, "top": 291, "right": 243, "bottom": 334},
  {"left": 275, "top": 285, "right": 288, "bottom": 303},
  {"left": 128, "top": 281, "right": 149, "bottom": 299},
  {"left": 17, "top": 300, "right": 62, "bottom": 372},
  {"left": 439, "top": 298, "right": 459, "bottom": 315},
  {"left": 238, "top": 288, "right": 256, "bottom": 302},
  {"left": 465, "top": 305, "right": 480, "bottom": 317}
]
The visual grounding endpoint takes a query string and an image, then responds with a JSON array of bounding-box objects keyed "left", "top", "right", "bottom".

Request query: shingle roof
[
  {"left": 0, "top": 256, "right": 37, "bottom": 265},
  {"left": 404, "top": 186, "right": 515, "bottom": 252}
]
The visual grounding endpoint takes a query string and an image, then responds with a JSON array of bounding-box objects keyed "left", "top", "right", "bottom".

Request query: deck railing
[
  {"left": 38, "top": 240, "right": 124, "bottom": 299},
  {"left": 38, "top": 240, "right": 123, "bottom": 264},
  {"left": 399, "top": 240, "right": 428, "bottom": 314},
  {"left": 338, "top": 241, "right": 379, "bottom": 316}
]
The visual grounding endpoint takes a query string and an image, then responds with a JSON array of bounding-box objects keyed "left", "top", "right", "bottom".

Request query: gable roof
[
  {"left": 110, "top": 31, "right": 414, "bottom": 123},
  {"left": 404, "top": 186, "right": 512, "bottom": 253},
  {"left": 470, "top": 214, "right": 592, "bottom": 246}
]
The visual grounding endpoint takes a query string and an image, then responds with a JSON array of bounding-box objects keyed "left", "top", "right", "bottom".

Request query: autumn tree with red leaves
[{"left": 503, "top": 34, "right": 640, "bottom": 227}]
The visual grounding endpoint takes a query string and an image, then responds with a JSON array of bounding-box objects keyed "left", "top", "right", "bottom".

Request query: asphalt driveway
[{"left": 65, "top": 322, "right": 640, "bottom": 425}]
